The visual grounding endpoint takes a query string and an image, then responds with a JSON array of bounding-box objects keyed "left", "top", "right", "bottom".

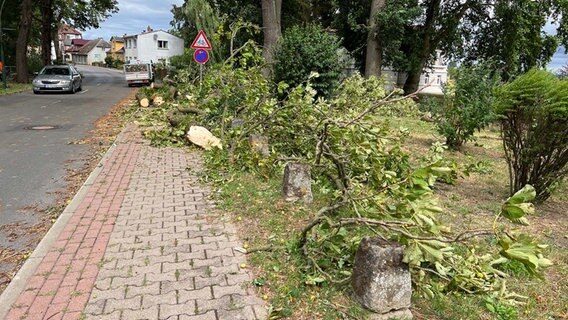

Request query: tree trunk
[
  {"left": 15, "top": 0, "right": 33, "bottom": 83},
  {"left": 403, "top": 69, "right": 423, "bottom": 94},
  {"left": 261, "top": 0, "right": 282, "bottom": 76},
  {"left": 365, "top": 0, "right": 386, "bottom": 78},
  {"left": 52, "top": 24, "right": 62, "bottom": 64},
  {"left": 40, "top": 0, "right": 53, "bottom": 66},
  {"left": 402, "top": 0, "right": 440, "bottom": 95}
]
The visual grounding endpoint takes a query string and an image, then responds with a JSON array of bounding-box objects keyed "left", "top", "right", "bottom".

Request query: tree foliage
[
  {"left": 272, "top": 25, "right": 346, "bottom": 98},
  {"left": 431, "top": 64, "right": 498, "bottom": 150},
  {"left": 494, "top": 69, "right": 568, "bottom": 202},
  {"left": 456, "top": 0, "right": 565, "bottom": 81},
  {"left": 135, "top": 43, "right": 553, "bottom": 305}
]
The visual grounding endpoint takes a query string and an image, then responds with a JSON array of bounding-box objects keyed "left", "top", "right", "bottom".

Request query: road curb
[{"left": 0, "top": 128, "right": 125, "bottom": 319}]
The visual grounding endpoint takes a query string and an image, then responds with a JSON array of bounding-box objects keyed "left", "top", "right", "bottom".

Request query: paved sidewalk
[{"left": 0, "top": 125, "right": 266, "bottom": 320}]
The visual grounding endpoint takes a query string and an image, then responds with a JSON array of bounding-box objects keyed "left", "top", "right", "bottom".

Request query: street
[{"left": 0, "top": 66, "right": 131, "bottom": 265}]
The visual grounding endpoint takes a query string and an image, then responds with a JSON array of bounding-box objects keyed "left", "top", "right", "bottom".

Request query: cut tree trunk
[
  {"left": 136, "top": 92, "right": 150, "bottom": 107},
  {"left": 152, "top": 95, "right": 165, "bottom": 106},
  {"left": 15, "top": 0, "right": 33, "bottom": 83},
  {"left": 365, "top": 0, "right": 386, "bottom": 78}
]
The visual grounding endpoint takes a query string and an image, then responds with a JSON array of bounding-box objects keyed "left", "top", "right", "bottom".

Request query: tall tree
[
  {"left": 35, "top": 0, "right": 119, "bottom": 67},
  {"left": 374, "top": 0, "right": 568, "bottom": 93},
  {"left": 457, "top": 0, "right": 564, "bottom": 81},
  {"left": 15, "top": 0, "right": 33, "bottom": 83},
  {"left": 261, "top": 0, "right": 282, "bottom": 71},
  {"left": 39, "top": 0, "right": 53, "bottom": 66},
  {"left": 365, "top": 0, "right": 386, "bottom": 77}
]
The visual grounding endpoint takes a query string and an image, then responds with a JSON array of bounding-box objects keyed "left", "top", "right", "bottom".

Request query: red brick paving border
[{"left": 4, "top": 126, "right": 141, "bottom": 320}]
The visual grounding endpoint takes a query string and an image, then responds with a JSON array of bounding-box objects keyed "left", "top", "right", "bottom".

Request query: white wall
[
  {"left": 137, "top": 31, "right": 184, "bottom": 64},
  {"left": 87, "top": 45, "right": 108, "bottom": 64},
  {"left": 124, "top": 37, "right": 139, "bottom": 63}
]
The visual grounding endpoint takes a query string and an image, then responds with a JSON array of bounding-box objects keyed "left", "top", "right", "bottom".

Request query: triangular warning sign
[{"left": 191, "top": 30, "right": 212, "bottom": 50}]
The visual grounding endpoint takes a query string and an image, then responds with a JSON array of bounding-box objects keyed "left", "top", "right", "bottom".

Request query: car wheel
[
  {"left": 70, "top": 84, "right": 76, "bottom": 94},
  {"left": 77, "top": 85, "right": 82, "bottom": 92}
]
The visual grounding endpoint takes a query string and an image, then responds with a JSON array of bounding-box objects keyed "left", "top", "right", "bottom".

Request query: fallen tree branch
[
  {"left": 244, "top": 245, "right": 281, "bottom": 254},
  {"left": 334, "top": 218, "right": 494, "bottom": 243},
  {"left": 340, "top": 89, "right": 421, "bottom": 128},
  {"left": 176, "top": 106, "right": 206, "bottom": 115},
  {"left": 299, "top": 201, "right": 348, "bottom": 248}
]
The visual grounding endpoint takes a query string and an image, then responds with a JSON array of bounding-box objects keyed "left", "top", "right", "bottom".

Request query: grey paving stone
[
  {"left": 121, "top": 305, "right": 159, "bottom": 320},
  {"left": 85, "top": 146, "right": 265, "bottom": 320},
  {"left": 160, "top": 302, "right": 197, "bottom": 319}
]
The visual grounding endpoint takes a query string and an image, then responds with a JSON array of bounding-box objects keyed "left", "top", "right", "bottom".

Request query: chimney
[{"left": 147, "top": 26, "right": 153, "bottom": 32}]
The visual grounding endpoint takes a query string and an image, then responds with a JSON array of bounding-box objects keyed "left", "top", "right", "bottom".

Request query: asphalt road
[{"left": 0, "top": 66, "right": 132, "bottom": 254}]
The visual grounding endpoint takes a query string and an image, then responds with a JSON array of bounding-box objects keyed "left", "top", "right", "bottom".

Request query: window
[
  {"left": 437, "top": 75, "right": 442, "bottom": 84},
  {"left": 133, "top": 39, "right": 137, "bottom": 48},
  {"left": 424, "top": 76, "right": 430, "bottom": 84},
  {"left": 158, "top": 40, "right": 168, "bottom": 49}
]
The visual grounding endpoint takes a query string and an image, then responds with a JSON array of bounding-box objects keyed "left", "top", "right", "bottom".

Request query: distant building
[
  {"left": 382, "top": 51, "right": 449, "bottom": 95},
  {"left": 71, "top": 38, "right": 111, "bottom": 65},
  {"left": 52, "top": 24, "right": 82, "bottom": 62},
  {"left": 107, "top": 36, "right": 125, "bottom": 62},
  {"left": 123, "top": 26, "right": 184, "bottom": 64}
]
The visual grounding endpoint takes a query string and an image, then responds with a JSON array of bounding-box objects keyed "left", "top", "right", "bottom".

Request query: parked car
[{"left": 32, "top": 65, "right": 82, "bottom": 94}]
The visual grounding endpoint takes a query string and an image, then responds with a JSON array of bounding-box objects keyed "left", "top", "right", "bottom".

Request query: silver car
[{"left": 32, "top": 65, "right": 82, "bottom": 94}]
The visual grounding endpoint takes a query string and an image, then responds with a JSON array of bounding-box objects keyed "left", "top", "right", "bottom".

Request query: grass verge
[
  {"left": 206, "top": 114, "right": 567, "bottom": 320},
  {"left": 0, "top": 82, "right": 32, "bottom": 96}
]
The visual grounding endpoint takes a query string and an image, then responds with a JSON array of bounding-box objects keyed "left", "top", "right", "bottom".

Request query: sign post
[{"left": 191, "top": 30, "right": 212, "bottom": 89}]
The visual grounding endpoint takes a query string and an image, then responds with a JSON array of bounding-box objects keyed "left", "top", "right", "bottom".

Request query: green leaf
[
  {"left": 507, "top": 185, "right": 536, "bottom": 204},
  {"left": 430, "top": 167, "right": 452, "bottom": 174},
  {"left": 501, "top": 205, "right": 526, "bottom": 219}
]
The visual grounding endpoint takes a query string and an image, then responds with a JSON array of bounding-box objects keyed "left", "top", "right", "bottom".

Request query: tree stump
[
  {"left": 282, "top": 162, "right": 313, "bottom": 203},
  {"left": 352, "top": 237, "right": 412, "bottom": 319}
]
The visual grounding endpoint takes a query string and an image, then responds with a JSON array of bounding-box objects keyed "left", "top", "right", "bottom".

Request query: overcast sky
[
  {"left": 82, "top": 1, "right": 566, "bottom": 70},
  {"left": 82, "top": 0, "right": 184, "bottom": 40}
]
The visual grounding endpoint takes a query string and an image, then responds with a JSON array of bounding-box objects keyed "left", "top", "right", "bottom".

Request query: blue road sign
[{"left": 193, "top": 49, "right": 209, "bottom": 64}]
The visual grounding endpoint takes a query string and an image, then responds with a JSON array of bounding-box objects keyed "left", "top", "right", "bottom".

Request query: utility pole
[{"left": 0, "top": 0, "right": 7, "bottom": 89}]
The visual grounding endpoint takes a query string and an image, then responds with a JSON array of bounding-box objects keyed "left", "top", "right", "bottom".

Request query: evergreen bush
[
  {"left": 272, "top": 24, "right": 345, "bottom": 98},
  {"left": 494, "top": 69, "right": 568, "bottom": 201}
]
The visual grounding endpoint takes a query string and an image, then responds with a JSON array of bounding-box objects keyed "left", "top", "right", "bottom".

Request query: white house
[
  {"left": 123, "top": 27, "right": 184, "bottom": 64},
  {"left": 71, "top": 38, "right": 111, "bottom": 65},
  {"left": 383, "top": 51, "right": 449, "bottom": 95}
]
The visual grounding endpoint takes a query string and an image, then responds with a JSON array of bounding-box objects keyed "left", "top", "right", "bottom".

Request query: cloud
[
  {"left": 548, "top": 46, "right": 567, "bottom": 72},
  {"left": 82, "top": 0, "right": 185, "bottom": 40}
]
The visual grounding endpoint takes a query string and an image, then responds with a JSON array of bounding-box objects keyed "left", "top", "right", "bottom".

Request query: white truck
[{"left": 124, "top": 62, "right": 154, "bottom": 87}]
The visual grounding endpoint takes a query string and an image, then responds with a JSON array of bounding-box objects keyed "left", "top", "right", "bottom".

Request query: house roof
[
  {"left": 66, "top": 39, "right": 91, "bottom": 53},
  {"left": 74, "top": 38, "right": 112, "bottom": 55},
  {"left": 110, "top": 36, "right": 124, "bottom": 42},
  {"left": 59, "top": 24, "right": 82, "bottom": 35},
  {"left": 71, "top": 39, "right": 90, "bottom": 46},
  {"left": 123, "top": 29, "right": 183, "bottom": 41}
]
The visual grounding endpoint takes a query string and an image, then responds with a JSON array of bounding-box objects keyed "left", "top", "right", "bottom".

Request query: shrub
[
  {"left": 272, "top": 24, "right": 345, "bottom": 98},
  {"left": 431, "top": 64, "right": 498, "bottom": 150},
  {"left": 494, "top": 69, "right": 568, "bottom": 201},
  {"left": 27, "top": 52, "right": 43, "bottom": 74}
]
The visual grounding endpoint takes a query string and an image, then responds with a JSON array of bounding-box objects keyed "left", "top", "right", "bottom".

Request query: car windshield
[{"left": 41, "top": 67, "right": 70, "bottom": 75}]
